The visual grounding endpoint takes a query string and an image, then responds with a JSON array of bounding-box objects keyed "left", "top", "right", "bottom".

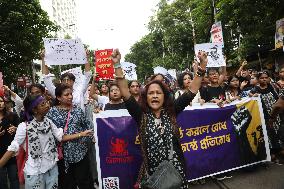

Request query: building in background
[{"left": 39, "top": 0, "right": 78, "bottom": 38}]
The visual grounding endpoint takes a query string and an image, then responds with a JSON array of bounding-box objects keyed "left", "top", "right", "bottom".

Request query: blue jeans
[
  {"left": 24, "top": 165, "right": 58, "bottom": 189},
  {"left": 0, "top": 163, "right": 20, "bottom": 189}
]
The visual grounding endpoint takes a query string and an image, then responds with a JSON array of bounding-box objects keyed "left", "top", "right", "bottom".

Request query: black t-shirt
[
  {"left": 0, "top": 112, "right": 20, "bottom": 165},
  {"left": 200, "top": 85, "right": 226, "bottom": 102},
  {"left": 104, "top": 102, "right": 126, "bottom": 110}
]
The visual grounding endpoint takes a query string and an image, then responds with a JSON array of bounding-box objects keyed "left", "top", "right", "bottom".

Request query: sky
[{"left": 77, "top": 0, "right": 160, "bottom": 60}]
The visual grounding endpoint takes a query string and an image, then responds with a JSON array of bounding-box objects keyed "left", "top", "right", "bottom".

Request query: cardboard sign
[
  {"left": 194, "top": 43, "right": 225, "bottom": 67},
  {"left": 95, "top": 49, "right": 114, "bottom": 80},
  {"left": 43, "top": 38, "right": 87, "bottom": 65},
  {"left": 275, "top": 18, "right": 284, "bottom": 49},
  {"left": 211, "top": 21, "right": 224, "bottom": 47},
  {"left": 121, "top": 62, "right": 137, "bottom": 81}
]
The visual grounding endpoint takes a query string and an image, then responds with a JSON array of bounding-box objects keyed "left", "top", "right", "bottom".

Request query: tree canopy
[
  {"left": 0, "top": 0, "right": 58, "bottom": 84},
  {"left": 125, "top": 0, "right": 284, "bottom": 81}
]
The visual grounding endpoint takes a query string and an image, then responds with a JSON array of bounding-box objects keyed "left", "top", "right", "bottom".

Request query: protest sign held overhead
[
  {"left": 121, "top": 62, "right": 137, "bottom": 81},
  {"left": 211, "top": 21, "right": 224, "bottom": 47},
  {"left": 275, "top": 18, "right": 284, "bottom": 49},
  {"left": 153, "top": 66, "right": 168, "bottom": 76},
  {"left": 195, "top": 43, "right": 225, "bottom": 67},
  {"left": 43, "top": 38, "right": 87, "bottom": 65},
  {"left": 95, "top": 49, "right": 114, "bottom": 80}
]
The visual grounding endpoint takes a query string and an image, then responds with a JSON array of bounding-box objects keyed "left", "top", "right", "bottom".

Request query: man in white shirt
[{"left": 41, "top": 51, "right": 92, "bottom": 110}]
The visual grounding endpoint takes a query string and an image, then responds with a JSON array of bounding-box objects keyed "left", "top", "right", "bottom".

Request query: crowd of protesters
[{"left": 0, "top": 48, "right": 283, "bottom": 189}]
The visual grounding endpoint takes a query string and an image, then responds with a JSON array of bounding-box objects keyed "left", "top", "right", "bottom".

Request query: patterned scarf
[{"left": 26, "top": 118, "right": 57, "bottom": 160}]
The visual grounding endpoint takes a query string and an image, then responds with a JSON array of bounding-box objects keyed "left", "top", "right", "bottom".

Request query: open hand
[{"left": 241, "top": 60, "right": 247, "bottom": 67}]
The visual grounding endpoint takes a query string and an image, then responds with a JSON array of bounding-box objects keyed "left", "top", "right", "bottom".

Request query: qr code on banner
[{"left": 103, "top": 177, "right": 120, "bottom": 189}]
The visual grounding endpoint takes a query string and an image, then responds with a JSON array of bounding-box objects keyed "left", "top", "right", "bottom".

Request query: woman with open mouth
[{"left": 112, "top": 49, "right": 208, "bottom": 188}]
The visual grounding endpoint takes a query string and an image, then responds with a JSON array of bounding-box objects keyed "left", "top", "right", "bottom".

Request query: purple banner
[
  {"left": 96, "top": 116, "right": 142, "bottom": 189},
  {"left": 95, "top": 99, "right": 269, "bottom": 188},
  {"left": 177, "top": 106, "right": 240, "bottom": 180}
]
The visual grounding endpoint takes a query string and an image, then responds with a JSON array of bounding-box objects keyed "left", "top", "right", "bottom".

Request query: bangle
[
  {"left": 196, "top": 70, "right": 205, "bottom": 77},
  {"left": 197, "top": 66, "right": 206, "bottom": 74},
  {"left": 78, "top": 133, "right": 81, "bottom": 138},
  {"left": 114, "top": 63, "right": 122, "bottom": 69},
  {"left": 114, "top": 74, "right": 125, "bottom": 79}
]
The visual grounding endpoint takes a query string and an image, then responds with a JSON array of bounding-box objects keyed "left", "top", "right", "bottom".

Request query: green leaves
[
  {"left": 0, "top": 0, "right": 58, "bottom": 84},
  {"left": 125, "top": 0, "right": 284, "bottom": 79}
]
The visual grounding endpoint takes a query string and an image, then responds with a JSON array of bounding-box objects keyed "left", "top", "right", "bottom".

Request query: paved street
[
  {"left": 190, "top": 162, "right": 284, "bottom": 189},
  {"left": 19, "top": 162, "right": 283, "bottom": 189}
]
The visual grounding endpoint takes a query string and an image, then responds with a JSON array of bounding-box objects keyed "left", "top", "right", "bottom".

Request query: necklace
[{"left": 154, "top": 118, "right": 165, "bottom": 135}]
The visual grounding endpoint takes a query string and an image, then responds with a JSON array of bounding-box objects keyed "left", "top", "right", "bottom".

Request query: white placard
[
  {"left": 121, "top": 62, "right": 137, "bottom": 81},
  {"left": 167, "top": 69, "right": 177, "bottom": 80},
  {"left": 153, "top": 66, "right": 168, "bottom": 75},
  {"left": 43, "top": 38, "right": 87, "bottom": 65},
  {"left": 194, "top": 43, "right": 225, "bottom": 67}
]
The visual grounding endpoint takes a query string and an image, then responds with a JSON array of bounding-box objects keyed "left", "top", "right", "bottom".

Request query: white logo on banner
[
  {"left": 43, "top": 38, "right": 86, "bottom": 65},
  {"left": 194, "top": 43, "right": 225, "bottom": 67},
  {"left": 103, "top": 177, "right": 119, "bottom": 189}
]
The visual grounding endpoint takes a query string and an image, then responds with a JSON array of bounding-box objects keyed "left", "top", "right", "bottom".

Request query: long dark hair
[
  {"left": 28, "top": 83, "right": 45, "bottom": 94},
  {"left": 177, "top": 72, "right": 193, "bottom": 89},
  {"left": 0, "top": 96, "right": 9, "bottom": 119},
  {"left": 140, "top": 80, "right": 175, "bottom": 117},
  {"left": 54, "top": 84, "right": 72, "bottom": 106}
]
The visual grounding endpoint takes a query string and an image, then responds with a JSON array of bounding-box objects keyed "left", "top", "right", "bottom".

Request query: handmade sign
[
  {"left": 121, "top": 62, "right": 137, "bottom": 81},
  {"left": 43, "top": 38, "right": 86, "bottom": 65},
  {"left": 95, "top": 49, "right": 114, "bottom": 80},
  {"left": 275, "top": 18, "right": 284, "bottom": 49},
  {"left": 211, "top": 21, "right": 224, "bottom": 47},
  {"left": 153, "top": 66, "right": 167, "bottom": 75},
  {"left": 194, "top": 43, "right": 225, "bottom": 67},
  {"left": 167, "top": 69, "right": 177, "bottom": 80}
]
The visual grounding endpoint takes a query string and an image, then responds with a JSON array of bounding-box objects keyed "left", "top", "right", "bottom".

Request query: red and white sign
[
  {"left": 211, "top": 21, "right": 224, "bottom": 46},
  {"left": 95, "top": 49, "right": 114, "bottom": 81}
]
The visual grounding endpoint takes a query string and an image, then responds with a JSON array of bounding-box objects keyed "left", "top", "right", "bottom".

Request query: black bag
[{"left": 140, "top": 142, "right": 183, "bottom": 189}]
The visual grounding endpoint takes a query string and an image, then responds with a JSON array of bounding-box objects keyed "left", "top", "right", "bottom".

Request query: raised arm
[
  {"left": 89, "top": 77, "right": 99, "bottom": 101},
  {"left": 188, "top": 51, "right": 208, "bottom": 94},
  {"left": 112, "top": 49, "right": 131, "bottom": 100},
  {"left": 41, "top": 50, "right": 56, "bottom": 98},
  {"left": 84, "top": 50, "right": 91, "bottom": 73},
  {"left": 41, "top": 50, "right": 50, "bottom": 75},
  {"left": 236, "top": 60, "right": 247, "bottom": 77}
]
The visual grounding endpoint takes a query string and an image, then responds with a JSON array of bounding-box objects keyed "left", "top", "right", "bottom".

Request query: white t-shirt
[{"left": 8, "top": 118, "right": 63, "bottom": 175}]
